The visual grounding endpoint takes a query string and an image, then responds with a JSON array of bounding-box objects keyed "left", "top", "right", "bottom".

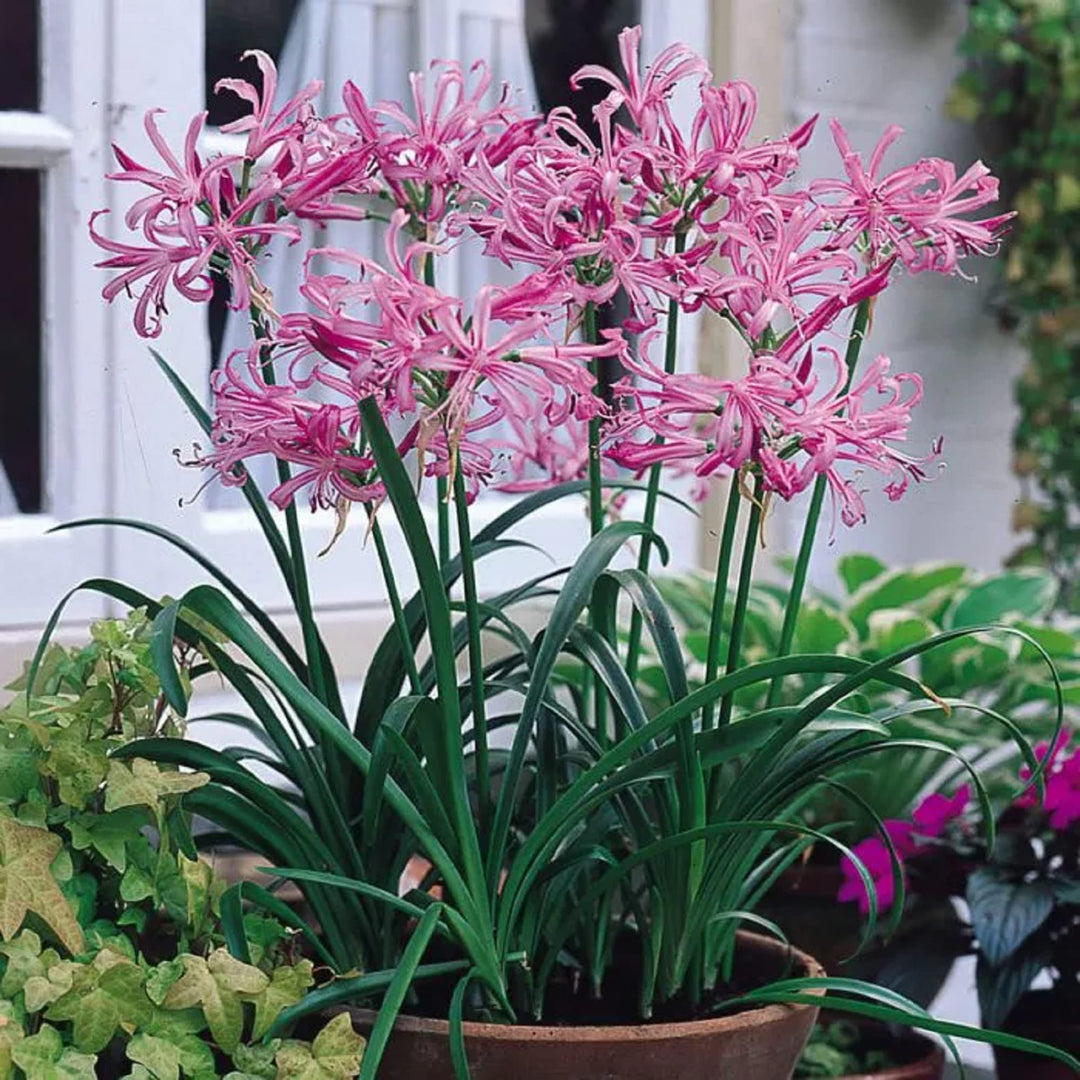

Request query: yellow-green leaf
[{"left": 0, "top": 818, "right": 84, "bottom": 955}]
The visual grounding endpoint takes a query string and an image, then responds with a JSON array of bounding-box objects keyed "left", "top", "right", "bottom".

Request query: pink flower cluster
[
  {"left": 838, "top": 785, "right": 970, "bottom": 916},
  {"left": 91, "top": 29, "right": 1009, "bottom": 519}
]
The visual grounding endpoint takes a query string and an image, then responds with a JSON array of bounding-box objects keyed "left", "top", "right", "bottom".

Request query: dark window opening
[
  {"left": 0, "top": 1, "right": 39, "bottom": 112},
  {"left": 204, "top": 0, "right": 302, "bottom": 368},
  {"left": 0, "top": 170, "right": 43, "bottom": 514}
]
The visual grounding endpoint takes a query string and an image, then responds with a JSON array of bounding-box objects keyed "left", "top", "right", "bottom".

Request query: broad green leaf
[
  {"left": 945, "top": 569, "right": 1059, "bottom": 629},
  {"left": 11, "top": 1024, "right": 96, "bottom": 1080},
  {"left": 45, "top": 951, "right": 152, "bottom": 1053},
  {"left": 836, "top": 553, "right": 887, "bottom": 593},
  {"left": 246, "top": 960, "right": 314, "bottom": 1040},
  {"left": 977, "top": 946, "right": 1049, "bottom": 1029},
  {"left": 967, "top": 868, "right": 1055, "bottom": 967},
  {"left": 162, "top": 949, "right": 269, "bottom": 1053},
  {"left": 276, "top": 1013, "right": 365, "bottom": 1080},
  {"left": 0, "top": 817, "right": 84, "bottom": 955},
  {"left": 104, "top": 759, "right": 209, "bottom": 819},
  {"left": 846, "top": 564, "right": 968, "bottom": 631},
  {"left": 794, "top": 603, "right": 854, "bottom": 654},
  {"left": 866, "top": 609, "right": 937, "bottom": 658}
]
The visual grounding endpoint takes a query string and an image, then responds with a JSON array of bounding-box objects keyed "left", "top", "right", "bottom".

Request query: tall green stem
[
  {"left": 626, "top": 231, "right": 687, "bottom": 683},
  {"left": 453, "top": 468, "right": 492, "bottom": 844},
  {"left": 583, "top": 300, "right": 609, "bottom": 744},
  {"left": 765, "top": 298, "right": 873, "bottom": 707},
  {"left": 370, "top": 515, "right": 421, "bottom": 696},
  {"left": 585, "top": 301, "right": 604, "bottom": 537},
  {"left": 422, "top": 252, "right": 452, "bottom": 571},
  {"left": 701, "top": 480, "right": 744, "bottom": 730},
  {"left": 717, "top": 475, "right": 765, "bottom": 728},
  {"left": 251, "top": 309, "right": 329, "bottom": 712}
]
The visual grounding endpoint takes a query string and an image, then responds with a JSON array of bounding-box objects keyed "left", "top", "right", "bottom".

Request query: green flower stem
[
  {"left": 717, "top": 475, "right": 765, "bottom": 728},
  {"left": 453, "top": 468, "right": 492, "bottom": 844},
  {"left": 766, "top": 297, "right": 872, "bottom": 708},
  {"left": 423, "top": 253, "right": 452, "bottom": 572},
  {"left": 701, "top": 480, "right": 744, "bottom": 730},
  {"left": 585, "top": 301, "right": 604, "bottom": 537},
  {"left": 370, "top": 515, "right": 421, "bottom": 695},
  {"left": 626, "top": 231, "right": 687, "bottom": 683},
  {"left": 584, "top": 300, "right": 609, "bottom": 744},
  {"left": 251, "top": 308, "right": 329, "bottom": 713}
]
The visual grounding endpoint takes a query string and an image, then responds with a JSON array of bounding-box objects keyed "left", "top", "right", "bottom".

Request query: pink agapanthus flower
[{"left": 838, "top": 820, "right": 916, "bottom": 916}]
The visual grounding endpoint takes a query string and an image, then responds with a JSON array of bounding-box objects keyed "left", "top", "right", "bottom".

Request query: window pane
[
  {"left": 0, "top": 1, "right": 39, "bottom": 112},
  {"left": 205, "top": 0, "right": 301, "bottom": 127},
  {"left": 0, "top": 170, "right": 42, "bottom": 515}
]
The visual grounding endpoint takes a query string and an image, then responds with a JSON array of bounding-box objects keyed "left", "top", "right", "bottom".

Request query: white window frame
[
  {"left": 0, "top": 0, "right": 110, "bottom": 633},
  {"left": 1, "top": 0, "right": 709, "bottom": 683}
]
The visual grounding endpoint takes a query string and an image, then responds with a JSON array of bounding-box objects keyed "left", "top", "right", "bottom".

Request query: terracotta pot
[
  {"left": 805, "top": 1016, "right": 944, "bottom": 1080},
  {"left": 993, "top": 990, "right": 1080, "bottom": 1080},
  {"left": 349, "top": 932, "right": 823, "bottom": 1079}
]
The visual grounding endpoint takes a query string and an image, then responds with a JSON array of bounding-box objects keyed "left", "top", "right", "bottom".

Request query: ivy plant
[
  {"left": 0, "top": 614, "right": 366, "bottom": 1080},
  {"left": 950, "top": 0, "right": 1080, "bottom": 605}
]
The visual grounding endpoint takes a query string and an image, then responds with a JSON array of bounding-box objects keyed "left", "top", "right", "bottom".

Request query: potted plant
[
  {"left": 0, "top": 615, "right": 368, "bottom": 1077},
  {"left": 647, "top": 553, "right": 1076, "bottom": 976},
  {"left": 795, "top": 1017, "right": 944, "bottom": 1080},
  {"left": 32, "top": 24, "right": 1080, "bottom": 1079},
  {"left": 838, "top": 734, "right": 1080, "bottom": 1078}
]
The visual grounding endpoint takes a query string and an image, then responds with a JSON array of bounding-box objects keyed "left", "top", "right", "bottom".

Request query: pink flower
[
  {"left": 812, "top": 121, "right": 1011, "bottom": 275},
  {"left": 838, "top": 820, "right": 915, "bottom": 916},
  {"left": 571, "top": 25, "right": 709, "bottom": 143},
  {"left": 1016, "top": 733, "right": 1071, "bottom": 807},
  {"left": 89, "top": 210, "right": 211, "bottom": 338},
  {"left": 1044, "top": 751, "right": 1080, "bottom": 830},
  {"left": 912, "top": 784, "right": 970, "bottom": 838},
  {"left": 215, "top": 49, "right": 323, "bottom": 161}
]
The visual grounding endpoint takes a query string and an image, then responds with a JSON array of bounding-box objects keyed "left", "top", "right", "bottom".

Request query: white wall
[{"left": 784, "top": 0, "right": 1026, "bottom": 588}]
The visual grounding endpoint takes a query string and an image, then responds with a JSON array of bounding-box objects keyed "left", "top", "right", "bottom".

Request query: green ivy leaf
[
  {"left": 275, "top": 1014, "right": 366, "bottom": 1080},
  {"left": 145, "top": 959, "right": 186, "bottom": 1007},
  {"left": 246, "top": 960, "right": 314, "bottom": 1041},
  {"left": 0, "top": 931, "right": 52, "bottom": 998},
  {"left": 162, "top": 950, "right": 269, "bottom": 1054},
  {"left": 126, "top": 1033, "right": 183, "bottom": 1080},
  {"left": 45, "top": 950, "right": 152, "bottom": 1053},
  {"left": 231, "top": 1039, "right": 280, "bottom": 1080},
  {"left": 104, "top": 760, "right": 208, "bottom": 820},
  {"left": 10, "top": 1024, "right": 96, "bottom": 1080},
  {"left": 39, "top": 726, "right": 108, "bottom": 811},
  {"left": 66, "top": 808, "right": 147, "bottom": 873},
  {"left": 0, "top": 999, "right": 25, "bottom": 1080}
]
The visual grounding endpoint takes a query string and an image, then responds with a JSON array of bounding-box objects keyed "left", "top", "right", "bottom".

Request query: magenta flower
[
  {"left": 912, "top": 784, "right": 971, "bottom": 838},
  {"left": 838, "top": 820, "right": 916, "bottom": 916}
]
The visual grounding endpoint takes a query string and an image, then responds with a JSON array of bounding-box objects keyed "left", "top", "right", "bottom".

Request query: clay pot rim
[{"left": 350, "top": 931, "right": 824, "bottom": 1044}]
